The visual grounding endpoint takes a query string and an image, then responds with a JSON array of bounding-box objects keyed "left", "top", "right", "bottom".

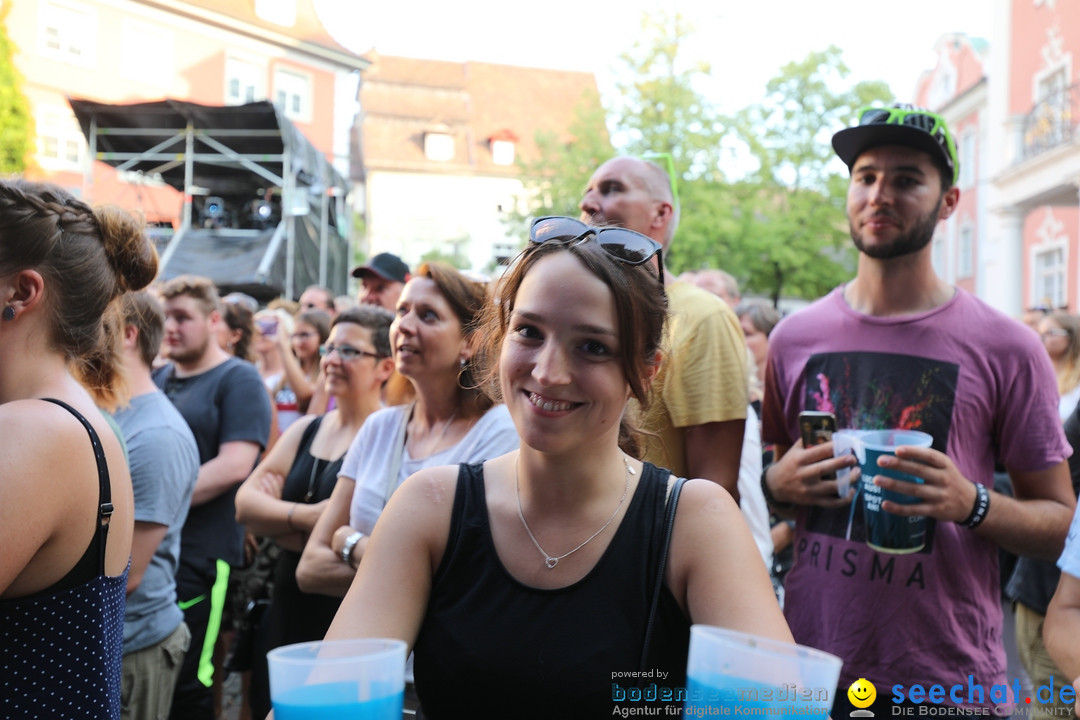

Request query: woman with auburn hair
[
  {"left": 0, "top": 180, "right": 158, "bottom": 718},
  {"left": 297, "top": 262, "right": 519, "bottom": 600},
  {"left": 321, "top": 219, "right": 791, "bottom": 718}
]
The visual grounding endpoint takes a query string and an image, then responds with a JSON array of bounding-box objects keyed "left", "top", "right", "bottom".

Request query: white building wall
[{"left": 366, "top": 171, "right": 525, "bottom": 273}]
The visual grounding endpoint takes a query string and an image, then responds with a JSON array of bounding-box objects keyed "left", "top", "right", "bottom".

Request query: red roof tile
[{"left": 359, "top": 54, "right": 604, "bottom": 176}]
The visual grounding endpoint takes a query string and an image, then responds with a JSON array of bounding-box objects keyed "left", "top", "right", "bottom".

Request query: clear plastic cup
[
  {"left": 267, "top": 638, "right": 406, "bottom": 720},
  {"left": 684, "top": 625, "right": 843, "bottom": 717}
]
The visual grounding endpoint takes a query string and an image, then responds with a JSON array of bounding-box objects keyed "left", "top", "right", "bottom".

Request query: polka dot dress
[{"left": 1, "top": 569, "right": 127, "bottom": 719}]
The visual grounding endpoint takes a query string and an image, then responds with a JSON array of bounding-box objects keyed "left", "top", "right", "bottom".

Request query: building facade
[
  {"left": 357, "top": 53, "right": 604, "bottom": 274},
  {"left": 9, "top": 0, "right": 366, "bottom": 227},
  {"left": 917, "top": 0, "right": 1080, "bottom": 317}
]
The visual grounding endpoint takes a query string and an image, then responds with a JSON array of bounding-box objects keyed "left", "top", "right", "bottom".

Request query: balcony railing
[{"left": 1021, "top": 83, "right": 1079, "bottom": 161}]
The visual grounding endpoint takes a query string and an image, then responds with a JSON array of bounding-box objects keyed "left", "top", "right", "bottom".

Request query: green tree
[
  {"left": 505, "top": 90, "right": 612, "bottom": 244},
  {"left": 608, "top": 12, "right": 732, "bottom": 274},
  {"left": 0, "top": 1, "right": 32, "bottom": 174},
  {"left": 727, "top": 46, "right": 893, "bottom": 304}
]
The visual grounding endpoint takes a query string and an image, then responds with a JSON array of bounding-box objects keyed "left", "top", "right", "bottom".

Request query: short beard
[
  {"left": 851, "top": 195, "right": 943, "bottom": 260},
  {"left": 167, "top": 337, "right": 211, "bottom": 367}
]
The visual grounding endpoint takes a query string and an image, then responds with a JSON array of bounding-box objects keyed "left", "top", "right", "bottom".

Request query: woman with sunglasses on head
[
  {"left": 0, "top": 180, "right": 158, "bottom": 718},
  {"left": 321, "top": 219, "right": 792, "bottom": 718},
  {"left": 235, "top": 305, "right": 396, "bottom": 719}
]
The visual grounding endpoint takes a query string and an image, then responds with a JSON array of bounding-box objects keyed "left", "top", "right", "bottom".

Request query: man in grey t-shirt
[{"left": 114, "top": 291, "right": 199, "bottom": 720}]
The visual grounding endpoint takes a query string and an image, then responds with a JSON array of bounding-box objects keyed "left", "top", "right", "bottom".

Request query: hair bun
[{"left": 92, "top": 205, "right": 159, "bottom": 293}]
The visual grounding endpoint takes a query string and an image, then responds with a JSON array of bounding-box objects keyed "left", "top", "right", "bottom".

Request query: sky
[{"left": 315, "top": 0, "right": 994, "bottom": 114}]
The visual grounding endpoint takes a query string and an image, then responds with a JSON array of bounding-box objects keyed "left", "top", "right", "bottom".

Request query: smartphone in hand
[{"left": 799, "top": 411, "right": 837, "bottom": 480}]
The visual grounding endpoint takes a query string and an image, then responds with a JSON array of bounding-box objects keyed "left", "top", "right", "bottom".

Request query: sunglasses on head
[
  {"left": 855, "top": 105, "right": 959, "bottom": 184},
  {"left": 529, "top": 216, "right": 663, "bottom": 272}
]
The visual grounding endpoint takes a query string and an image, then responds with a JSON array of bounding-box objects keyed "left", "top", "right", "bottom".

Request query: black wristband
[
  {"left": 958, "top": 482, "right": 990, "bottom": 529},
  {"left": 761, "top": 463, "right": 795, "bottom": 511}
]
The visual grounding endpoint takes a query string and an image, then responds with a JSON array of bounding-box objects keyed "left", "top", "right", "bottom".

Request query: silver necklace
[{"left": 516, "top": 454, "right": 635, "bottom": 569}]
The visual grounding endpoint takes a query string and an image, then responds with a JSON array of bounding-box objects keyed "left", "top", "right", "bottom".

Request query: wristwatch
[{"left": 341, "top": 531, "right": 364, "bottom": 569}]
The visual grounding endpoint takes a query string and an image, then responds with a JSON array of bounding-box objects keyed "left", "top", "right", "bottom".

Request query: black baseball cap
[
  {"left": 351, "top": 252, "right": 411, "bottom": 283},
  {"left": 832, "top": 104, "right": 959, "bottom": 186}
]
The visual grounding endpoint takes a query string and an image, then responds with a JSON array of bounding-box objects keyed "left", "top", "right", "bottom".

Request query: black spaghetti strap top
[
  {"left": 413, "top": 461, "right": 690, "bottom": 719},
  {"left": 35, "top": 398, "right": 115, "bottom": 595},
  {"left": 0, "top": 398, "right": 127, "bottom": 719}
]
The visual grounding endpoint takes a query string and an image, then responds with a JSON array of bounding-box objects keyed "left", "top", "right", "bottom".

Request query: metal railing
[{"left": 1021, "top": 82, "right": 1079, "bottom": 160}]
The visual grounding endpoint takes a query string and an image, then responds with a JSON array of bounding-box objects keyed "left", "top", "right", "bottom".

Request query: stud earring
[{"left": 2, "top": 306, "right": 14, "bottom": 321}]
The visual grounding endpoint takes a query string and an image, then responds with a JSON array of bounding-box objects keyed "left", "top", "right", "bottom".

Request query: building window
[
  {"left": 1033, "top": 246, "right": 1066, "bottom": 309},
  {"left": 273, "top": 68, "right": 311, "bottom": 122},
  {"left": 957, "top": 225, "right": 974, "bottom": 279},
  {"left": 37, "top": 107, "right": 84, "bottom": 171},
  {"left": 122, "top": 20, "right": 173, "bottom": 85},
  {"left": 491, "top": 139, "right": 515, "bottom": 166},
  {"left": 255, "top": 0, "right": 296, "bottom": 27},
  {"left": 226, "top": 57, "right": 265, "bottom": 105},
  {"left": 39, "top": 1, "right": 96, "bottom": 66},
  {"left": 958, "top": 130, "right": 975, "bottom": 190},
  {"left": 424, "top": 132, "right": 454, "bottom": 162}
]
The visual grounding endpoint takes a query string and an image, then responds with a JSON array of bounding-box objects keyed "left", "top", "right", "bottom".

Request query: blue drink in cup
[
  {"left": 267, "top": 638, "right": 406, "bottom": 720},
  {"left": 684, "top": 625, "right": 842, "bottom": 717},
  {"left": 833, "top": 429, "right": 934, "bottom": 554}
]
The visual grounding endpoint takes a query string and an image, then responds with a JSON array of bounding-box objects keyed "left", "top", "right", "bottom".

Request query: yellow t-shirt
[{"left": 634, "top": 280, "right": 748, "bottom": 477}]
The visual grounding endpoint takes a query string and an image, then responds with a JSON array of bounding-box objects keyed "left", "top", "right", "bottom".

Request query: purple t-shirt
[{"left": 762, "top": 286, "right": 1069, "bottom": 705}]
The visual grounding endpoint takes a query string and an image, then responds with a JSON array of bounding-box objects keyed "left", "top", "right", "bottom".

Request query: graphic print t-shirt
[{"left": 762, "top": 287, "right": 1069, "bottom": 705}]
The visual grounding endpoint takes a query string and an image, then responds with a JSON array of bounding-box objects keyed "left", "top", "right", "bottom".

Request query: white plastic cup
[
  {"left": 684, "top": 625, "right": 843, "bottom": 716},
  {"left": 267, "top": 638, "right": 407, "bottom": 720},
  {"left": 833, "top": 429, "right": 935, "bottom": 553}
]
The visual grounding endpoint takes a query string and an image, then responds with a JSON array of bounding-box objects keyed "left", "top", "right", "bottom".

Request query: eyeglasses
[
  {"left": 855, "top": 105, "right": 959, "bottom": 185},
  {"left": 530, "top": 215, "right": 663, "bottom": 267},
  {"left": 319, "top": 344, "right": 384, "bottom": 362},
  {"left": 639, "top": 151, "right": 679, "bottom": 210},
  {"left": 1040, "top": 328, "right": 1070, "bottom": 340}
]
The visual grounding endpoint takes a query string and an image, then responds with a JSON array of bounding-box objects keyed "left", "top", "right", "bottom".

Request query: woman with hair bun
[{"left": 0, "top": 180, "right": 158, "bottom": 719}]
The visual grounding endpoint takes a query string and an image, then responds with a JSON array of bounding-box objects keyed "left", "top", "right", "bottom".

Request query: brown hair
[
  {"left": 384, "top": 262, "right": 493, "bottom": 416},
  {"left": 0, "top": 180, "right": 158, "bottom": 408},
  {"left": 120, "top": 290, "right": 165, "bottom": 369},
  {"left": 296, "top": 309, "right": 332, "bottom": 345},
  {"left": 221, "top": 299, "right": 256, "bottom": 362},
  {"left": 475, "top": 240, "right": 667, "bottom": 455},
  {"left": 333, "top": 305, "right": 394, "bottom": 358},
  {"left": 160, "top": 274, "right": 220, "bottom": 317}
]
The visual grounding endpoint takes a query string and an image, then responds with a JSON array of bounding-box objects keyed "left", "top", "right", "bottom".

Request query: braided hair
[{"left": 0, "top": 180, "right": 158, "bottom": 408}]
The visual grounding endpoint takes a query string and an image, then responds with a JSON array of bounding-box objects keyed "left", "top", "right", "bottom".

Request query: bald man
[{"left": 580, "top": 157, "right": 748, "bottom": 499}]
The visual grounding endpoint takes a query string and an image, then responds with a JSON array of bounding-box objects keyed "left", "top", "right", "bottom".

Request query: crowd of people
[{"left": 3, "top": 101, "right": 1080, "bottom": 720}]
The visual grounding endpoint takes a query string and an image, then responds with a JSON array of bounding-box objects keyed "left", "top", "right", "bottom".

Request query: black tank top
[{"left": 413, "top": 461, "right": 690, "bottom": 719}]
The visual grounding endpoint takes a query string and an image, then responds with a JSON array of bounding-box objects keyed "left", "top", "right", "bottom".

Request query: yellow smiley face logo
[{"left": 848, "top": 678, "right": 876, "bottom": 709}]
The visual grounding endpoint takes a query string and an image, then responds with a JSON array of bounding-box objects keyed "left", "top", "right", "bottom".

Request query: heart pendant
[{"left": 545, "top": 557, "right": 558, "bottom": 569}]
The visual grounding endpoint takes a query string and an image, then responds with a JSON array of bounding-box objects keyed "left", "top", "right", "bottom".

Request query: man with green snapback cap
[{"left": 760, "top": 104, "right": 1075, "bottom": 716}]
